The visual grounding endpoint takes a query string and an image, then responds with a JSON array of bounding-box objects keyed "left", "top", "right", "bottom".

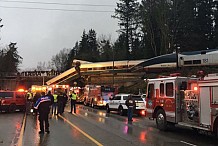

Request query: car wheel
[
  {"left": 8, "top": 104, "right": 16, "bottom": 113},
  {"left": 106, "top": 104, "right": 110, "bottom": 113},
  {"left": 118, "top": 106, "right": 124, "bottom": 116},
  {"left": 156, "top": 109, "right": 167, "bottom": 131}
]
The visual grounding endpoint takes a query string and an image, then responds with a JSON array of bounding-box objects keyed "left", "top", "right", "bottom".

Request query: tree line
[
  {"left": 1, "top": 0, "right": 218, "bottom": 73},
  {"left": 57, "top": 0, "right": 218, "bottom": 72}
]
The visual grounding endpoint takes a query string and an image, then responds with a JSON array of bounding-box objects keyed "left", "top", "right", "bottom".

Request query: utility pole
[{"left": 112, "top": 48, "right": 115, "bottom": 86}]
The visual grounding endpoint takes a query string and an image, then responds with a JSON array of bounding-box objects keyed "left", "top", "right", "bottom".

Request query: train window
[
  {"left": 160, "top": 83, "right": 164, "bottom": 96},
  {"left": 88, "top": 68, "right": 92, "bottom": 71},
  {"left": 166, "top": 82, "right": 174, "bottom": 97},
  {"left": 193, "top": 60, "right": 201, "bottom": 64},
  {"left": 184, "top": 61, "right": 192, "bottom": 65}
]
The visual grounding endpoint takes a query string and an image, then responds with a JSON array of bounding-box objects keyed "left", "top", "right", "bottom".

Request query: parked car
[
  {"left": 0, "top": 90, "right": 26, "bottom": 113},
  {"left": 106, "top": 93, "right": 146, "bottom": 116}
]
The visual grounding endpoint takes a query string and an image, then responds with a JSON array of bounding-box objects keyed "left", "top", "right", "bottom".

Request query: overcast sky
[{"left": 0, "top": 0, "right": 119, "bottom": 71}]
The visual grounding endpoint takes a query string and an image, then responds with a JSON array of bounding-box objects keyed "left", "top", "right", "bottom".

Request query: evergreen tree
[
  {"left": 66, "top": 42, "right": 78, "bottom": 69},
  {"left": 113, "top": 34, "right": 127, "bottom": 60},
  {"left": 87, "top": 29, "right": 99, "bottom": 62},
  {"left": 98, "top": 36, "right": 113, "bottom": 61},
  {"left": 213, "top": 0, "right": 218, "bottom": 48},
  {"left": 113, "top": 0, "right": 140, "bottom": 60},
  {"left": 140, "top": 0, "right": 172, "bottom": 57},
  {"left": 77, "top": 30, "right": 89, "bottom": 61},
  {"left": 2, "top": 43, "right": 22, "bottom": 73}
]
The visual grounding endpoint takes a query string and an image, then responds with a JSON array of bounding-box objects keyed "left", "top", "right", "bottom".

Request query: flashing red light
[{"left": 17, "top": 89, "right": 25, "bottom": 92}]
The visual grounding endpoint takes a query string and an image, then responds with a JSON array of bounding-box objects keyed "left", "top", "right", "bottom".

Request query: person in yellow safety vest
[
  {"left": 69, "top": 91, "right": 77, "bottom": 114},
  {"left": 52, "top": 91, "right": 58, "bottom": 115},
  {"left": 26, "top": 91, "right": 33, "bottom": 114}
]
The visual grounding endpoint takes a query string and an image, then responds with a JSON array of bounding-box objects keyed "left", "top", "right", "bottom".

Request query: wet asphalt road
[{"left": 1, "top": 104, "right": 218, "bottom": 146}]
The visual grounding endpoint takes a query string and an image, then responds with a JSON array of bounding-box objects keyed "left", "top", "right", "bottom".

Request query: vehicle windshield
[{"left": 132, "top": 95, "right": 143, "bottom": 101}]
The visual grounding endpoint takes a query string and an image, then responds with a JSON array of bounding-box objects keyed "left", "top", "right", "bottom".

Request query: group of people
[{"left": 27, "top": 90, "right": 77, "bottom": 134}]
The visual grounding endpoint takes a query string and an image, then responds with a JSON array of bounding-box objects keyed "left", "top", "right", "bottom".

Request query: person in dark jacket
[
  {"left": 62, "top": 92, "right": 68, "bottom": 113},
  {"left": 32, "top": 92, "right": 41, "bottom": 115},
  {"left": 125, "top": 95, "right": 136, "bottom": 122},
  {"left": 34, "top": 92, "right": 52, "bottom": 134},
  {"left": 57, "top": 92, "right": 65, "bottom": 115}
]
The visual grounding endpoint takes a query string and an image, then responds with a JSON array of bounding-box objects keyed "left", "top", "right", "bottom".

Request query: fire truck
[
  {"left": 31, "top": 85, "right": 47, "bottom": 96},
  {"left": 83, "top": 85, "right": 117, "bottom": 108},
  {"left": 146, "top": 73, "right": 218, "bottom": 138},
  {"left": 47, "top": 84, "right": 70, "bottom": 95},
  {"left": 69, "top": 87, "right": 84, "bottom": 103}
]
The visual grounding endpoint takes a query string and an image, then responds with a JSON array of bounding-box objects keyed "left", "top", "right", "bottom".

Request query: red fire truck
[
  {"left": 83, "top": 85, "right": 117, "bottom": 108},
  {"left": 146, "top": 73, "right": 218, "bottom": 137}
]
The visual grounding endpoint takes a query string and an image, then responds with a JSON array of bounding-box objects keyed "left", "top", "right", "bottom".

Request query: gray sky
[{"left": 0, "top": 0, "right": 119, "bottom": 70}]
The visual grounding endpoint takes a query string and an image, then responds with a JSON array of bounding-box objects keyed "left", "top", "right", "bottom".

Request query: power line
[
  {"left": 0, "top": 5, "right": 114, "bottom": 12},
  {"left": 0, "top": 0, "right": 116, "bottom": 7}
]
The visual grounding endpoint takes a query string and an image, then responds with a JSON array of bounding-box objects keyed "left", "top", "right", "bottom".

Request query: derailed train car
[{"left": 131, "top": 49, "right": 218, "bottom": 73}]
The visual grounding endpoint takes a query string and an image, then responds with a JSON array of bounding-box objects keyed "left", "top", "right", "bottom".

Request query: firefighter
[
  {"left": 52, "top": 91, "right": 58, "bottom": 115},
  {"left": 69, "top": 91, "right": 77, "bottom": 114},
  {"left": 125, "top": 94, "right": 136, "bottom": 122},
  {"left": 34, "top": 92, "right": 52, "bottom": 134}
]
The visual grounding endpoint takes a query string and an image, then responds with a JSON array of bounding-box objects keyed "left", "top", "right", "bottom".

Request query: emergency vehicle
[
  {"left": 47, "top": 84, "right": 70, "bottom": 95},
  {"left": 83, "top": 85, "right": 117, "bottom": 108},
  {"left": 31, "top": 85, "right": 47, "bottom": 96},
  {"left": 70, "top": 87, "right": 84, "bottom": 103},
  {"left": 146, "top": 73, "right": 218, "bottom": 138},
  {"left": 0, "top": 89, "right": 26, "bottom": 112}
]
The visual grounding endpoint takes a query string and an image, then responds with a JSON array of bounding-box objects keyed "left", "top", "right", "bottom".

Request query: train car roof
[{"left": 180, "top": 48, "right": 218, "bottom": 55}]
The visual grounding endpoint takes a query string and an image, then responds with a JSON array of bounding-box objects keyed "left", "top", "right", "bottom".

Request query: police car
[{"left": 106, "top": 93, "right": 146, "bottom": 116}]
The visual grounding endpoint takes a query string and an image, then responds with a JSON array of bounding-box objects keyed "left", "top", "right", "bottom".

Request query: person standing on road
[
  {"left": 34, "top": 92, "right": 52, "bottom": 134},
  {"left": 125, "top": 94, "right": 136, "bottom": 122},
  {"left": 51, "top": 91, "right": 58, "bottom": 115},
  {"left": 33, "top": 92, "right": 41, "bottom": 116},
  {"left": 46, "top": 91, "right": 54, "bottom": 118},
  {"left": 26, "top": 90, "right": 33, "bottom": 114},
  {"left": 57, "top": 92, "right": 64, "bottom": 115},
  {"left": 62, "top": 92, "right": 68, "bottom": 113},
  {"left": 69, "top": 91, "right": 77, "bottom": 114}
]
